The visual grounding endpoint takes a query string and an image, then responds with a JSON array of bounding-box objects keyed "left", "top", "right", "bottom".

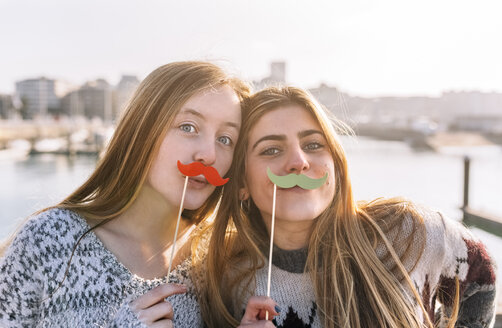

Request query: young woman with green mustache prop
[{"left": 192, "top": 86, "right": 496, "bottom": 328}]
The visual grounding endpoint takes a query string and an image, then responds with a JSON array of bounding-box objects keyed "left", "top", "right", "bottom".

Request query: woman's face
[
  {"left": 147, "top": 84, "right": 241, "bottom": 210},
  {"left": 245, "top": 105, "right": 336, "bottom": 226}
]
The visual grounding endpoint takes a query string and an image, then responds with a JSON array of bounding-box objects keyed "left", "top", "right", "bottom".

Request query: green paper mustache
[{"left": 267, "top": 167, "right": 328, "bottom": 190}]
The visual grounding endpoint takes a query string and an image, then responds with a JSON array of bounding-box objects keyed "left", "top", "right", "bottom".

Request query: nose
[
  {"left": 193, "top": 139, "right": 216, "bottom": 166},
  {"left": 285, "top": 145, "right": 310, "bottom": 174}
]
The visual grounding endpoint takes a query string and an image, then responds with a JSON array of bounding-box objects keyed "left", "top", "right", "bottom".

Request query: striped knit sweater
[
  {"left": 0, "top": 208, "right": 202, "bottom": 328},
  {"left": 235, "top": 206, "right": 497, "bottom": 328}
]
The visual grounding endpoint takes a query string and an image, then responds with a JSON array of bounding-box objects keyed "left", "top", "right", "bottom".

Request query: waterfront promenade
[{"left": 0, "top": 119, "right": 110, "bottom": 155}]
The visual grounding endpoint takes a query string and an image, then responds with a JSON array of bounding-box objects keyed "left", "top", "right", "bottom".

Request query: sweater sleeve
[
  {"left": 106, "top": 301, "right": 147, "bottom": 328},
  {"left": 106, "top": 293, "right": 202, "bottom": 328},
  {"left": 107, "top": 260, "right": 204, "bottom": 328},
  {"left": 434, "top": 213, "right": 497, "bottom": 328},
  {"left": 0, "top": 220, "right": 45, "bottom": 328}
]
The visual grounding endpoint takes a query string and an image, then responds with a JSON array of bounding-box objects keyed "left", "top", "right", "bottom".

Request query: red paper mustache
[{"left": 177, "top": 161, "right": 229, "bottom": 186}]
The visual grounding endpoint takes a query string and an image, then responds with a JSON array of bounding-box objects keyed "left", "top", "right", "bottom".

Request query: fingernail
[{"left": 275, "top": 305, "right": 281, "bottom": 313}]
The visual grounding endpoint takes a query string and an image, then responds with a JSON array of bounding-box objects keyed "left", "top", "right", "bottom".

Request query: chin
[
  {"left": 183, "top": 193, "right": 215, "bottom": 211},
  {"left": 183, "top": 202, "right": 204, "bottom": 211},
  {"left": 277, "top": 208, "right": 321, "bottom": 222}
]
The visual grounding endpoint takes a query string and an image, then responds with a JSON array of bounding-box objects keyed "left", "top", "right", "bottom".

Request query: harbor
[{"left": 1, "top": 135, "right": 501, "bottom": 321}]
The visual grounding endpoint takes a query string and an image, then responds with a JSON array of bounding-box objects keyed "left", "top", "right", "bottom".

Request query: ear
[{"left": 239, "top": 188, "right": 249, "bottom": 201}]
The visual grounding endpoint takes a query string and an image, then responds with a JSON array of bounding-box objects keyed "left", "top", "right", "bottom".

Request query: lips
[
  {"left": 278, "top": 186, "right": 306, "bottom": 192},
  {"left": 190, "top": 176, "right": 208, "bottom": 184},
  {"left": 187, "top": 175, "right": 209, "bottom": 189}
]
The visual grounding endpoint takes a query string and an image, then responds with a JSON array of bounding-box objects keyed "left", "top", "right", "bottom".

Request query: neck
[
  {"left": 263, "top": 216, "right": 312, "bottom": 250},
  {"left": 87, "top": 184, "right": 194, "bottom": 279},
  {"left": 116, "top": 184, "right": 182, "bottom": 243}
]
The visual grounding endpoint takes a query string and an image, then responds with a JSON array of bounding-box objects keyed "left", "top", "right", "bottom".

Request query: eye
[
  {"left": 260, "top": 147, "right": 280, "bottom": 156},
  {"left": 304, "top": 142, "right": 323, "bottom": 151},
  {"left": 217, "top": 135, "right": 233, "bottom": 146},
  {"left": 179, "top": 123, "right": 196, "bottom": 133}
]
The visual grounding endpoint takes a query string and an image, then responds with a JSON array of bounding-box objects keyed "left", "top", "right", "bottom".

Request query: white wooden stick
[
  {"left": 167, "top": 176, "right": 189, "bottom": 277},
  {"left": 265, "top": 183, "right": 277, "bottom": 320}
]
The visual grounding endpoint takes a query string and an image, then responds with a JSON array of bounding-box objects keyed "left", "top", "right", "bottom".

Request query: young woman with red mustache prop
[
  {"left": 194, "top": 87, "right": 497, "bottom": 328},
  {"left": 0, "top": 61, "right": 249, "bottom": 327}
]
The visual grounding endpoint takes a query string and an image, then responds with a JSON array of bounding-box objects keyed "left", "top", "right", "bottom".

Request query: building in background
[
  {"left": 254, "top": 61, "right": 286, "bottom": 90},
  {"left": 61, "top": 79, "right": 113, "bottom": 121},
  {"left": 60, "top": 89, "right": 83, "bottom": 118},
  {"left": 8, "top": 64, "right": 502, "bottom": 140},
  {"left": 0, "top": 94, "right": 14, "bottom": 119},
  {"left": 269, "top": 61, "right": 286, "bottom": 83},
  {"left": 15, "top": 77, "right": 60, "bottom": 119},
  {"left": 115, "top": 75, "right": 140, "bottom": 119},
  {"left": 80, "top": 79, "right": 113, "bottom": 121},
  {"left": 60, "top": 76, "right": 139, "bottom": 122},
  {"left": 309, "top": 84, "right": 351, "bottom": 121}
]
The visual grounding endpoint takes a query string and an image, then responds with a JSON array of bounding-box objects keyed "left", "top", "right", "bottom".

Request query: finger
[
  {"left": 149, "top": 320, "right": 174, "bottom": 328},
  {"left": 136, "top": 301, "right": 174, "bottom": 324},
  {"left": 238, "top": 321, "right": 277, "bottom": 328},
  {"left": 131, "top": 284, "right": 187, "bottom": 310},
  {"left": 241, "top": 296, "right": 280, "bottom": 323},
  {"left": 257, "top": 308, "right": 280, "bottom": 321}
]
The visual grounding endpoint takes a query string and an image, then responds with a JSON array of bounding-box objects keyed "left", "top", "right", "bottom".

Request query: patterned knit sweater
[
  {"left": 1, "top": 207, "right": 497, "bottom": 328},
  {"left": 236, "top": 206, "right": 497, "bottom": 328},
  {"left": 0, "top": 208, "right": 202, "bottom": 328}
]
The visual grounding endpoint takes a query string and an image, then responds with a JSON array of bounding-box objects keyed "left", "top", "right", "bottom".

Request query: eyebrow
[
  {"left": 180, "top": 108, "right": 240, "bottom": 130},
  {"left": 298, "top": 129, "right": 323, "bottom": 139},
  {"left": 252, "top": 134, "right": 286, "bottom": 150},
  {"left": 251, "top": 129, "right": 323, "bottom": 150},
  {"left": 180, "top": 108, "right": 204, "bottom": 119}
]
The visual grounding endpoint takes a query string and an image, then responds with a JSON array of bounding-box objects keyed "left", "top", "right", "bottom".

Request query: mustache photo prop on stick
[
  {"left": 264, "top": 167, "right": 328, "bottom": 320},
  {"left": 266, "top": 167, "right": 328, "bottom": 190},
  {"left": 167, "top": 161, "right": 229, "bottom": 277},
  {"left": 177, "top": 161, "right": 229, "bottom": 186}
]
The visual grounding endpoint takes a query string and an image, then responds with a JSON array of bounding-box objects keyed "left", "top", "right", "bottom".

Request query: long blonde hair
[
  {"left": 1, "top": 61, "right": 250, "bottom": 255},
  {"left": 196, "top": 86, "right": 457, "bottom": 327}
]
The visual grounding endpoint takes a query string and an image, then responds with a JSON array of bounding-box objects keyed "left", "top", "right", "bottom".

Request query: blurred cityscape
[{"left": 1, "top": 62, "right": 502, "bottom": 155}]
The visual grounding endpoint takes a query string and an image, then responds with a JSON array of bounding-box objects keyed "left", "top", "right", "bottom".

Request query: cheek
[
  {"left": 218, "top": 152, "right": 234, "bottom": 176},
  {"left": 246, "top": 169, "right": 266, "bottom": 198},
  {"left": 324, "top": 165, "right": 337, "bottom": 197}
]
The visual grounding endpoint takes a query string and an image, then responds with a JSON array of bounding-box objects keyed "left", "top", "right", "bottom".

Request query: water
[
  {"left": 2, "top": 137, "right": 502, "bottom": 237},
  {"left": 344, "top": 137, "right": 502, "bottom": 218},
  {"left": 1, "top": 137, "right": 501, "bottom": 309},
  {"left": 0, "top": 154, "right": 99, "bottom": 236}
]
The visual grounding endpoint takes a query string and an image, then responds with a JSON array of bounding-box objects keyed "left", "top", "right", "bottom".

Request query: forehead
[
  {"left": 180, "top": 85, "right": 241, "bottom": 121},
  {"left": 249, "top": 105, "right": 320, "bottom": 138}
]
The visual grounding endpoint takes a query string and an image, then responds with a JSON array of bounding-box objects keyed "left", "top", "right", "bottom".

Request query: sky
[{"left": 0, "top": 0, "right": 501, "bottom": 97}]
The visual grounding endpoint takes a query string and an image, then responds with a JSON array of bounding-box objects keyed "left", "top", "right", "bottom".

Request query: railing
[
  {"left": 461, "top": 156, "right": 502, "bottom": 237},
  {"left": 461, "top": 156, "right": 502, "bottom": 320}
]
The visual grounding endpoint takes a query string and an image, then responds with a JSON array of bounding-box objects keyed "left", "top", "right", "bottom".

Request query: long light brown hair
[
  {"left": 1, "top": 61, "right": 250, "bottom": 256},
  {"left": 196, "top": 86, "right": 458, "bottom": 327},
  {"left": 60, "top": 61, "right": 249, "bottom": 221}
]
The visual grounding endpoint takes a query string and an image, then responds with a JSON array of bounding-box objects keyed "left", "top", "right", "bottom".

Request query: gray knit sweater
[{"left": 0, "top": 208, "right": 202, "bottom": 328}]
